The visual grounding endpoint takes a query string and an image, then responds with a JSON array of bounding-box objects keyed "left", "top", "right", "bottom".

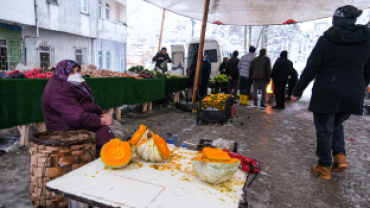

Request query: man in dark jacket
[
  {"left": 249, "top": 49, "right": 271, "bottom": 108},
  {"left": 226, "top": 50, "right": 240, "bottom": 96},
  {"left": 286, "top": 68, "right": 298, "bottom": 100},
  {"left": 292, "top": 5, "right": 370, "bottom": 180},
  {"left": 271, "top": 50, "right": 293, "bottom": 109},
  {"left": 152, "top": 47, "right": 172, "bottom": 73},
  {"left": 200, "top": 55, "right": 212, "bottom": 97}
]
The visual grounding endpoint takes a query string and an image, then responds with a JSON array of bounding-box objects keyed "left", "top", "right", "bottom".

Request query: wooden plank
[
  {"left": 115, "top": 107, "right": 121, "bottom": 121},
  {"left": 192, "top": 0, "right": 210, "bottom": 103},
  {"left": 142, "top": 103, "right": 148, "bottom": 112},
  {"left": 158, "top": 9, "right": 166, "bottom": 52},
  {"left": 107, "top": 108, "right": 114, "bottom": 118},
  {"left": 148, "top": 102, "right": 153, "bottom": 112},
  {"left": 18, "top": 125, "right": 31, "bottom": 146},
  {"left": 34, "top": 122, "right": 47, "bottom": 132}
]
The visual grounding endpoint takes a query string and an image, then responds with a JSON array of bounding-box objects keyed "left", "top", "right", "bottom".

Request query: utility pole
[{"left": 191, "top": 19, "right": 196, "bottom": 37}]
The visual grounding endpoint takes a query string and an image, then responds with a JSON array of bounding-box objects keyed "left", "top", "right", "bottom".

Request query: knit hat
[
  {"left": 249, "top": 46, "right": 256, "bottom": 53},
  {"left": 233, "top": 50, "right": 239, "bottom": 57},
  {"left": 332, "top": 5, "right": 362, "bottom": 26}
]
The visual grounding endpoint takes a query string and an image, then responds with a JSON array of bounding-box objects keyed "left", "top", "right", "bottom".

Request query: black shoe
[
  {"left": 260, "top": 105, "right": 267, "bottom": 108},
  {"left": 272, "top": 106, "right": 284, "bottom": 110}
]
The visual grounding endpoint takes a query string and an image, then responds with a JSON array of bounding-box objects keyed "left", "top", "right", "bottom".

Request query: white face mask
[{"left": 67, "top": 73, "right": 85, "bottom": 85}]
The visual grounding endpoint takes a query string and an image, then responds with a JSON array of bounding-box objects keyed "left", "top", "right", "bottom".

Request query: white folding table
[{"left": 46, "top": 147, "right": 247, "bottom": 208}]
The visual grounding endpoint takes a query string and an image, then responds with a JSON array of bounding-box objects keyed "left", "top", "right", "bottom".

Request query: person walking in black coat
[
  {"left": 226, "top": 51, "right": 240, "bottom": 96},
  {"left": 152, "top": 47, "right": 172, "bottom": 73},
  {"left": 286, "top": 68, "right": 298, "bottom": 100},
  {"left": 188, "top": 52, "right": 200, "bottom": 100},
  {"left": 271, "top": 50, "right": 293, "bottom": 109},
  {"left": 249, "top": 49, "right": 271, "bottom": 108},
  {"left": 291, "top": 5, "right": 370, "bottom": 180},
  {"left": 200, "top": 55, "right": 212, "bottom": 97}
]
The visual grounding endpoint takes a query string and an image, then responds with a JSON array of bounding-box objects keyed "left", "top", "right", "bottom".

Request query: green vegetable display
[{"left": 210, "top": 75, "right": 228, "bottom": 83}]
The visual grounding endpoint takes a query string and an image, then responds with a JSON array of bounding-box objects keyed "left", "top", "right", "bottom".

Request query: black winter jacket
[
  {"left": 201, "top": 60, "right": 212, "bottom": 88},
  {"left": 226, "top": 56, "right": 240, "bottom": 80},
  {"left": 218, "top": 62, "right": 227, "bottom": 75},
  {"left": 271, "top": 55, "right": 293, "bottom": 85},
  {"left": 293, "top": 24, "right": 370, "bottom": 115},
  {"left": 249, "top": 55, "right": 271, "bottom": 81},
  {"left": 152, "top": 52, "right": 172, "bottom": 70}
]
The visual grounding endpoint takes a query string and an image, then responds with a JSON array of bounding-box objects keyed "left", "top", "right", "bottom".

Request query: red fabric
[
  {"left": 283, "top": 19, "right": 297, "bottom": 24},
  {"left": 223, "top": 150, "right": 260, "bottom": 174},
  {"left": 41, "top": 75, "right": 114, "bottom": 146},
  {"left": 213, "top": 21, "right": 224, "bottom": 25}
]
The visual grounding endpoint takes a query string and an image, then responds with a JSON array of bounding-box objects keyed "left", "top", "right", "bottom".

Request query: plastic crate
[{"left": 197, "top": 95, "right": 232, "bottom": 125}]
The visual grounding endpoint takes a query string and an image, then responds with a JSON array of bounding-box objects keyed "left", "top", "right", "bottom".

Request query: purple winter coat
[{"left": 41, "top": 75, "right": 114, "bottom": 146}]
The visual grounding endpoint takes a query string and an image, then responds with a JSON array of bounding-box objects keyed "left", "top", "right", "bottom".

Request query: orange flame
[{"left": 266, "top": 80, "right": 273, "bottom": 94}]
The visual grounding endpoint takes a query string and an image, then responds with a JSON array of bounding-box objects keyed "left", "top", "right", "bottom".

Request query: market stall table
[{"left": 46, "top": 146, "right": 247, "bottom": 208}]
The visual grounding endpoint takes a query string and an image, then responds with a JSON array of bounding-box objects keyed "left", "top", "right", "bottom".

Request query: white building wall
[
  {"left": 37, "top": 0, "right": 98, "bottom": 38},
  {"left": 0, "top": 0, "right": 35, "bottom": 26},
  {"left": 23, "top": 26, "right": 93, "bottom": 68},
  {"left": 95, "top": 38, "right": 126, "bottom": 72}
]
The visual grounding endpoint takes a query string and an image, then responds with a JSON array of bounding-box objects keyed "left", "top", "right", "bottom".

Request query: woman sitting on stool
[{"left": 41, "top": 60, "right": 124, "bottom": 149}]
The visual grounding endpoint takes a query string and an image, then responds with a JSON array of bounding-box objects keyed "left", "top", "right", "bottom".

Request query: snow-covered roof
[{"left": 143, "top": 0, "right": 369, "bottom": 25}]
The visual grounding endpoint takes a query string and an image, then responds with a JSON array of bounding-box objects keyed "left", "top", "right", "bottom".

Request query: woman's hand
[{"left": 101, "top": 117, "right": 113, "bottom": 126}]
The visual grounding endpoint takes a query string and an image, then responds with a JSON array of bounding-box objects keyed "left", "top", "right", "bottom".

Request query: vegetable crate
[{"left": 197, "top": 94, "right": 232, "bottom": 125}]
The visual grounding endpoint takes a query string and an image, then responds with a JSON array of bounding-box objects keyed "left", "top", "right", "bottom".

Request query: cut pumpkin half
[{"left": 101, "top": 139, "right": 134, "bottom": 168}]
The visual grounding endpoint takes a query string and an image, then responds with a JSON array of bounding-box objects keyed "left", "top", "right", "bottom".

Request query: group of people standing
[{"left": 219, "top": 47, "right": 297, "bottom": 109}]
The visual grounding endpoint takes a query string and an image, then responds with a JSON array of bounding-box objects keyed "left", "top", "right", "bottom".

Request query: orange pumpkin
[
  {"left": 192, "top": 148, "right": 240, "bottom": 184},
  {"left": 136, "top": 134, "right": 170, "bottom": 162},
  {"left": 100, "top": 139, "right": 134, "bottom": 168},
  {"left": 129, "top": 125, "right": 151, "bottom": 145}
]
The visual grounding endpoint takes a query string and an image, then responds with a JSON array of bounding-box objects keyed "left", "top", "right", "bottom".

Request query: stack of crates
[{"left": 197, "top": 94, "right": 232, "bottom": 125}]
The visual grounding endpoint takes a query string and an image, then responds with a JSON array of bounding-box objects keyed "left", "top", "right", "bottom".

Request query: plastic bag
[
  {"left": 15, "top": 63, "right": 33, "bottom": 72},
  {"left": 160, "top": 61, "right": 167, "bottom": 70},
  {"left": 212, "top": 138, "right": 236, "bottom": 151}
]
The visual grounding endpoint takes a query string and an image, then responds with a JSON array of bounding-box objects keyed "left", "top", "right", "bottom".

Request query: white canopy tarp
[{"left": 144, "top": 0, "right": 369, "bottom": 25}]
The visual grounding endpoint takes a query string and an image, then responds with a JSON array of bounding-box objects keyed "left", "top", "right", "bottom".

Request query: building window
[
  {"left": 76, "top": 49, "right": 83, "bottom": 66},
  {"left": 81, "top": 0, "right": 88, "bottom": 13},
  {"left": 0, "top": 38, "right": 8, "bottom": 71},
  {"left": 106, "top": 51, "right": 110, "bottom": 69},
  {"left": 204, "top": 49, "right": 218, "bottom": 63},
  {"left": 40, "top": 46, "right": 50, "bottom": 69},
  {"left": 98, "top": 0, "right": 102, "bottom": 18},
  {"left": 105, "top": 4, "right": 110, "bottom": 19},
  {"left": 98, "top": 51, "right": 102, "bottom": 69}
]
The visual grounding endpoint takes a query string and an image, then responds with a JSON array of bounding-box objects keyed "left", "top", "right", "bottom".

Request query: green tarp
[
  {"left": 165, "top": 77, "right": 190, "bottom": 96},
  {"left": 0, "top": 77, "right": 189, "bottom": 129},
  {"left": 124, "top": 78, "right": 167, "bottom": 105}
]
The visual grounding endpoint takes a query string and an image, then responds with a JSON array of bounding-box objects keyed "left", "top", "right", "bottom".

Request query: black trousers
[
  {"left": 199, "top": 87, "right": 208, "bottom": 98},
  {"left": 274, "top": 84, "right": 286, "bottom": 108},
  {"left": 313, "top": 112, "right": 351, "bottom": 167},
  {"left": 228, "top": 80, "right": 238, "bottom": 96}
]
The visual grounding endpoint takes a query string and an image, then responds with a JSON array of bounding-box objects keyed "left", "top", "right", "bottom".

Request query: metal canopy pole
[
  {"left": 158, "top": 9, "right": 166, "bottom": 52},
  {"left": 192, "top": 0, "right": 210, "bottom": 103}
]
